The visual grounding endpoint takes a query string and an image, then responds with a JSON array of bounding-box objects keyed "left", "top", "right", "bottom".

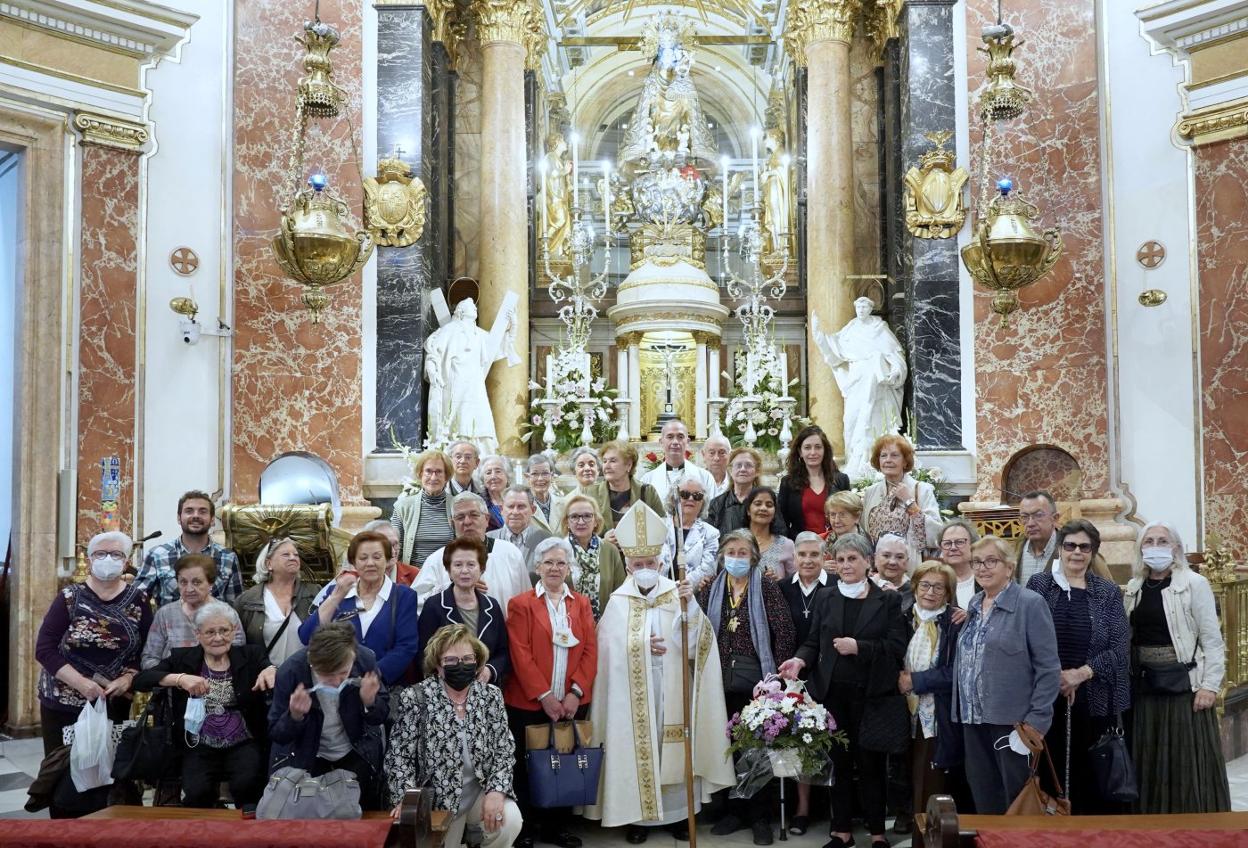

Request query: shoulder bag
[
  {"left": 1006, "top": 730, "right": 1071, "bottom": 817},
  {"left": 256, "top": 766, "right": 362, "bottom": 819},
  {"left": 111, "top": 690, "right": 175, "bottom": 782},
  {"left": 858, "top": 694, "right": 911, "bottom": 754},
  {"left": 1088, "top": 718, "right": 1138, "bottom": 803},
  {"left": 526, "top": 720, "right": 603, "bottom": 808}
]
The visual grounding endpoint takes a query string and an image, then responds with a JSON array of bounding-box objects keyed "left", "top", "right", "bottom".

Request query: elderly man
[
  {"left": 872, "top": 533, "right": 914, "bottom": 614},
  {"left": 411, "top": 492, "right": 530, "bottom": 618},
  {"left": 447, "top": 440, "right": 483, "bottom": 496},
  {"left": 486, "top": 485, "right": 551, "bottom": 571},
  {"left": 135, "top": 490, "right": 243, "bottom": 607},
  {"left": 587, "top": 502, "right": 734, "bottom": 843},
  {"left": 700, "top": 434, "right": 731, "bottom": 499},
  {"left": 1016, "top": 490, "right": 1059, "bottom": 583},
  {"left": 641, "top": 419, "right": 715, "bottom": 506},
  {"left": 524, "top": 454, "right": 565, "bottom": 532}
]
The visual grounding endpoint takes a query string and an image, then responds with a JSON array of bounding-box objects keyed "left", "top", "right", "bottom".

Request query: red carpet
[
  {"left": 0, "top": 819, "right": 395, "bottom": 847},
  {"left": 975, "top": 830, "right": 1248, "bottom": 848}
]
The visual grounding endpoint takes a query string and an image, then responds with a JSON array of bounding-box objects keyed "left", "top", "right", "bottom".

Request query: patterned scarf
[
  {"left": 906, "top": 605, "right": 944, "bottom": 714},
  {"left": 570, "top": 534, "right": 602, "bottom": 619}
]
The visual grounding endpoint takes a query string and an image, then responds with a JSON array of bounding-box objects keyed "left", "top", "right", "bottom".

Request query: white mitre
[{"left": 616, "top": 501, "right": 668, "bottom": 559}]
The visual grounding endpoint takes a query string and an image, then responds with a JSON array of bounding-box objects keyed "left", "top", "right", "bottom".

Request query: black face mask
[{"left": 443, "top": 663, "right": 478, "bottom": 692}]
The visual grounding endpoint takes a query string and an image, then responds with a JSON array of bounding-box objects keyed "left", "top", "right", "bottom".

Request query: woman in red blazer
[{"left": 504, "top": 536, "right": 598, "bottom": 848}]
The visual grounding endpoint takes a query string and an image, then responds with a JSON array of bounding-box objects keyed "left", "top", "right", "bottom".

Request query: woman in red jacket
[{"left": 504, "top": 536, "right": 599, "bottom": 848}]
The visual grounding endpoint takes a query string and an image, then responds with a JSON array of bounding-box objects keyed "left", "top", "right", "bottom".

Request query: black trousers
[
  {"left": 181, "top": 739, "right": 265, "bottom": 808},
  {"left": 824, "top": 686, "right": 887, "bottom": 835},
  {"left": 41, "top": 700, "right": 135, "bottom": 819},
  {"left": 724, "top": 690, "right": 777, "bottom": 825},
  {"left": 507, "top": 703, "right": 589, "bottom": 837},
  {"left": 1042, "top": 696, "right": 1128, "bottom": 815},
  {"left": 314, "top": 749, "right": 384, "bottom": 811}
]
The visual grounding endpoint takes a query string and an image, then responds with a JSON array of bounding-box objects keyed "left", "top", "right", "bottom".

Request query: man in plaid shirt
[{"left": 134, "top": 490, "right": 243, "bottom": 607}]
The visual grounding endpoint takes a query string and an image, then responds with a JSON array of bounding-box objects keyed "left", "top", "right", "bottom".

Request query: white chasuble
[{"left": 587, "top": 576, "right": 735, "bottom": 827}]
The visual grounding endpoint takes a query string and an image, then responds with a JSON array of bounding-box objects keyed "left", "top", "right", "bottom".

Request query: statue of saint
[
  {"left": 541, "top": 133, "right": 572, "bottom": 259},
  {"left": 759, "top": 129, "right": 791, "bottom": 258},
  {"left": 811, "top": 297, "right": 908, "bottom": 481},
  {"left": 424, "top": 297, "right": 516, "bottom": 455}
]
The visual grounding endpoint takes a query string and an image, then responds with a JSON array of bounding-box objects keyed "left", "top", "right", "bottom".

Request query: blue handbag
[{"left": 525, "top": 720, "right": 604, "bottom": 808}]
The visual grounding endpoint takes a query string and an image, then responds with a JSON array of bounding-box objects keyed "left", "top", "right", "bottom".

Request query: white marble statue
[
  {"left": 424, "top": 297, "right": 516, "bottom": 455},
  {"left": 811, "top": 297, "right": 908, "bottom": 482}
]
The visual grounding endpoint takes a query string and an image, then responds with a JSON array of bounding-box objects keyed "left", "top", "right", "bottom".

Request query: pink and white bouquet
[{"left": 727, "top": 676, "right": 846, "bottom": 780}]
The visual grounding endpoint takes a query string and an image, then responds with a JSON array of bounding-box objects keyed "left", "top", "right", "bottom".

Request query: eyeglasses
[
  {"left": 971, "top": 557, "right": 1006, "bottom": 570},
  {"left": 90, "top": 551, "right": 126, "bottom": 562},
  {"left": 199, "top": 627, "right": 233, "bottom": 638},
  {"left": 940, "top": 538, "right": 969, "bottom": 549},
  {"left": 528, "top": 471, "right": 552, "bottom": 479},
  {"left": 916, "top": 581, "right": 946, "bottom": 593},
  {"left": 1020, "top": 510, "right": 1053, "bottom": 523},
  {"left": 441, "top": 654, "right": 477, "bottom": 667},
  {"left": 1061, "top": 541, "right": 1093, "bottom": 553},
  {"left": 678, "top": 490, "right": 704, "bottom": 502},
  {"left": 568, "top": 512, "right": 595, "bottom": 523}
]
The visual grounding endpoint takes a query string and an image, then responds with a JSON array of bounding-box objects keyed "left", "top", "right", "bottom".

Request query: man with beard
[{"left": 134, "top": 489, "right": 243, "bottom": 606}]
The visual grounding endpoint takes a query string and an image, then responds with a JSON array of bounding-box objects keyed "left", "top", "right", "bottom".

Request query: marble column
[
  {"left": 893, "top": 0, "right": 962, "bottom": 449},
  {"left": 373, "top": 3, "right": 454, "bottom": 450},
  {"left": 473, "top": 0, "right": 541, "bottom": 455},
  {"left": 786, "top": 0, "right": 860, "bottom": 455},
  {"left": 694, "top": 335, "right": 709, "bottom": 438},
  {"left": 627, "top": 337, "right": 642, "bottom": 437}
]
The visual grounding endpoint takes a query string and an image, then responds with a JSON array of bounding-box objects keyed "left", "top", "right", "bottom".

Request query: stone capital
[
  {"left": 784, "top": 0, "right": 861, "bottom": 64},
  {"left": 472, "top": 0, "right": 545, "bottom": 65},
  {"left": 73, "top": 112, "right": 149, "bottom": 152}
]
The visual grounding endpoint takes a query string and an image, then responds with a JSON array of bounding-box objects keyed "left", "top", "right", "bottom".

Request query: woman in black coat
[
  {"left": 416, "top": 537, "right": 511, "bottom": 685},
  {"left": 780, "top": 534, "right": 910, "bottom": 848},
  {"left": 133, "top": 601, "right": 272, "bottom": 808},
  {"left": 778, "top": 425, "right": 851, "bottom": 539}
]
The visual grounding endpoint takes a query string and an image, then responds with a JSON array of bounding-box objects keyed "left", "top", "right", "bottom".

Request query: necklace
[
  {"left": 800, "top": 584, "right": 819, "bottom": 619},
  {"left": 727, "top": 584, "right": 746, "bottom": 633}
]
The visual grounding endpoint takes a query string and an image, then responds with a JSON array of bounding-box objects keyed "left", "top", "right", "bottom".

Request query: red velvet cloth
[
  {"left": 975, "top": 830, "right": 1247, "bottom": 848},
  {"left": 0, "top": 819, "right": 394, "bottom": 847}
]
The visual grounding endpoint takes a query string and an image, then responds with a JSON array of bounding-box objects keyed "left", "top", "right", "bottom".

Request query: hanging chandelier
[
  {"left": 960, "top": 23, "right": 1062, "bottom": 323},
  {"left": 270, "top": 13, "right": 373, "bottom": 323}
]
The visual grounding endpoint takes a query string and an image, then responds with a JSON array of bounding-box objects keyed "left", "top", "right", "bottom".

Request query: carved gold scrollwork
[
  {"left": 861, "top": 0, "right": 900, "bottom": 60},
  {"left": 472, "top": 0, "right": 545, "bottom": 67},
  {"left": 73, "top": 112, "right": 149, "bottom": 151},
  {"left": 784, "top": 0, "right": 861, "bottom": 65},
  {"left": 902, "top": 130, "right": 968, "bottom": 239},
  {"left": 363, "top": 156, "right": 428, "bottom": 247}
]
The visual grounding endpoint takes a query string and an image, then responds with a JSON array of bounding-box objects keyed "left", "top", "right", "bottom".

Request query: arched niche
[{"left": 1001, "top": 445, "right": 1083, "bottom": 505}]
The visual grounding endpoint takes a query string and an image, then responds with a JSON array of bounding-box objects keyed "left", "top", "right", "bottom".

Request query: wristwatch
[{"left": 570, "top": 683, "right": 584, "bottom": 698}]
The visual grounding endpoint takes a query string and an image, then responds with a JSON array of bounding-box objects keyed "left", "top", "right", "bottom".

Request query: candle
[
  {"left": 603, "top": 162, "right": 611, "bottom": 231},
  {"left": 751, "top": 128, "right": 760, "bottom": 208},
  {"left": 571, "top": 131, "right": 580, "bottom": 208},
  {"left": 721, "top": 158, "right": 729, "bottom": 230}
]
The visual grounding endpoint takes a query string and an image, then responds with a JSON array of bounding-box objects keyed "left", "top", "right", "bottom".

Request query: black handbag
[
  {"left": 1088, "top": 721, "right": 1139, "bottom": 803},
  {"left": 857, "top": 694, "right": 911, "bottom": 754},
  {"left": 525, "top": 720, "right": 604, "bottom": 808},
  {"left": 1138, "top": 660, "right": 1195, "bottom": 695},
  {"left": 725, "top": 654, "right": 763, "bottom": 695},
  {"left": 111, "top": 690, "right": 175, "bottom": 782}
]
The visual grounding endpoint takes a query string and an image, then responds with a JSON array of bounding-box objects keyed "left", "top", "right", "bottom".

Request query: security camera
[{"left": 178, "top": 317, "right": 202, "bottom": 345}]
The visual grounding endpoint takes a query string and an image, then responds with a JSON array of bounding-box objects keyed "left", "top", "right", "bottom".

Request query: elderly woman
[
  {"left": 587, "top": 440, "right": 665, "bottom": 533},
  {"left": 952, "top": 535, "right": 1060, "bottom": 815},
  {"left": 36, "top": 531, "right": 152, "bottom": 768},
  {"left": 134, "top": 601, "right": 271, "bottom": 808},
  {"left": 269, "top": 621, "right": 388, "bottom": 808},
  {"left": 417, "top": 537, "right": 510, "bottom": 685},
  {"left": 746, "top": 486, "right": 796, "bottom": 580},
  {"left": 896, "top": 561, "right": 964, "bottom": 826},
  {"left": 779, "top": 534, "right": 910, "bottom": 848},
  {"left": 778, "top": 531, "right": 832, "bottom": 835},
  {"left": 1123, "top": 522, "right": 1229, "bottom": 813},
  {"left": 480, "top": 455, "right": 511, "bottom": 532},
  {"left": 525, "top": 454, "right": 565, "bottom": 532},
  {"left": 142, "top": 553, "right": 245, "bottom": 669},
  {"left": 571, "top": 446, "right": 602, "bottom": 492},
  {"left": 301, "top": 530, "right": 421, "bottom": 687},
  {"left": 1024, "top": 520, "right": 1130, "bottom": 814},
  {"left": 699, "top": 529, "right": 796, "bottom": 844},
  {"left": 823, "top": 490, "right": 865, "bottom": 541},
  {"left": 860, "top": 435, "right": 942, "bottom": 556},
  {"left": 504, "top": 537, "right": 598, "bottom": 848},
  {"left": 361, "top": 519, "right": 419, "bottom": 586},
  {"left": 660, "top": 476, "right": 720, "bottom": 589},
  {"left": 391, "top": 449, "right": 457, "bottom": 567},
  {"left": 561, "top": 493, "right": 626, "bottom": 620},
  {"left": 234, "top": 539, "right": 322, "bottom": 667},
  {"left": 387, "top": 624, "right": 522, "bottom": 848},
  {"left": 939, "top": 519, "right": 980, "bottom": 609},
  {"left": 872, "top": 533, "right": 914, "bottom": 613},
  {"left": 778, "top": 425, "right": 851, "bottom": 538},
  {"left": 707, "top": 446, "right": 785, "bottom": 537}
]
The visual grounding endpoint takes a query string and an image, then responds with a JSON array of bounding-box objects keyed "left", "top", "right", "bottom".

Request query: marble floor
[{"left": 1, "top": 736, "right": 1245, "bottom": 843}]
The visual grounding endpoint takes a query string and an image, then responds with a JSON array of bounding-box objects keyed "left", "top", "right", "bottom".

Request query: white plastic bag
[{"left": 69, "top": 698, "right": 115, "bottom": 792}]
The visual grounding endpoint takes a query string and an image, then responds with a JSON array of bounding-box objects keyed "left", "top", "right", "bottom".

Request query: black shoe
[
  {"left": 624, "top": 825, "right": 648, "bottom": 844},
  {"left": 710, "top": 814, "right": 746, "bottom": 836},
  {"left": 668, "top": 822, "right": 689, "bottom": 841},
  {"left": 752, "top": 820, "right": 774, "bottom": 846},
  {"left": 541, "top": 831, "right": 582, "bottom": 848},
  {"left": 515, "top": 838, "right": 535, "bottom": 848},
  {"left": 891, "top": 813, "right": 913, "bottom": 835},
  {"left": 822, "top": 838, "right": 855, "bottom": 848},
  {"left": 871, "top": 840, "right": 890, "bottom": 848},
  {"left": 788, "top": 815, "right": 809, "bottom": 836}
]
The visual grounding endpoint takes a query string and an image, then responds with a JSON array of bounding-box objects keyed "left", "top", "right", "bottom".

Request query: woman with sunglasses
[
  {"left": 660, "top": 477, "right": 720, "bottom": 589},
  {"left": 1024, "top": 520, "right": 1130, "bottom": 813}
]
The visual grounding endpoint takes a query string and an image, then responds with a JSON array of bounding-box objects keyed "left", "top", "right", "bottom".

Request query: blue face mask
[
  {"left": 723, "top": 557, "right": 751, "bottom": 579},
  {"left": 184, "top": 696, "right": 206, "bottom": 746},
  {"left": 310, "top": 679, "right": 353, "bottom": 698}
]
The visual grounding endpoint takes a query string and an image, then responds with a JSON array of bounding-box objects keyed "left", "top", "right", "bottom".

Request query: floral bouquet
[
  {"left": 726, "top": 676, "right": 846, "bottom": 797},
  {"left": 720, "top": 369, "right": 810, "bottom": 454},
  {"left": 522, "top": 349, "right": 619, "bottom": 453}
]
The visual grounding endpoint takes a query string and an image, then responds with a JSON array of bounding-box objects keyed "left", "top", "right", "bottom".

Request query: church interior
[{"left": 1, "top": 0, "right": 1248, "bottom": 837}]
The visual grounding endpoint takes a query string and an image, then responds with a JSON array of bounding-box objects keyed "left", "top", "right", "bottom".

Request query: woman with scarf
[
  {"left": 560, "top": 493, "right": 626, "bottom": 620},
  {"left": 697, "top": 529, "right": 796, "bottom": 846}
]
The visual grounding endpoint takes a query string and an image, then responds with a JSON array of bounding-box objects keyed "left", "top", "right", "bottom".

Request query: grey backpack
[{"left": 256, "top": 767, "right": 362, "bottom": 820}]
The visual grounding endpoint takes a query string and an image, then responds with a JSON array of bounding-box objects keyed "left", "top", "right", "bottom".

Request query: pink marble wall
[
  {"left": 1194, "top": 138, "right": 1248, "bottom": 547},
  {"left": 232, "top": 0, "right": 365, "bottom": 502},
  {"left": 966, "top": 0, "right": 1110, "bottom": 501},
  {"left": 76, "top": 144, "right": 141, "bottom": 539},
  {"left": 1003, "top": 446, "right": 1083, "bottom": 504}
]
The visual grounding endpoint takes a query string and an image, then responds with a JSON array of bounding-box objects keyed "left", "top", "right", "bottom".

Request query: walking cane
[{"left": 675, "top": 514, "right": 697, "bottom": 848}]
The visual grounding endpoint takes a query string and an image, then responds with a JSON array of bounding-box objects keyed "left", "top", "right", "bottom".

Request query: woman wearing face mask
[
  {"left": 1122, "top": 522, "right": 1229, "bottom": 813},
  {"left": 417, "top": 537, "right": 510, "bottom": 685},
  {"left": 779, "top": 534, "right": 910, "bottom": 848},
  {"left": 134, "top": 601, "right": 272, "bottom": 808},
  {"left": 269, "top": 621, "right": 389, "bottom": 809},
  {"left": 1024, "top": 520, "right": 1131, "bottom": 814},
  {"left": 698, "top": 529, "right": 796, "bottom": 845},
  {"left": 141, "top": 553, "right": 246, "bottom": 669},
  {"left": 35, "top": 531, "right": 153, "bottom": 815},
  {"left": 746, "top": 486, "right": 795, "bottom": 580},
  {"left": 386, "top": 624, "right": 522, "bottom": 848}
]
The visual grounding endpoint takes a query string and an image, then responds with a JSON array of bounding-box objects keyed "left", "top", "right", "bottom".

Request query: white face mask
[
  {"left": 632, "top": 568, "right": 659, "bottom": 591},
  {"left": 1141, "top": 546, "right": 1174, "bottom": 572},
  {"left": 90, "top": 553, "right": 126, "bottom": 582}
]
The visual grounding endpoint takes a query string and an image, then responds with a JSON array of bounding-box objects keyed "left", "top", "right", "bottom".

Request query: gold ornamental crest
[
  {"left": 903, "top": 130, "right": 968, "bottom": 239},
  {"left": 363, "top": 156, "right": 428, "bottom": 247}
]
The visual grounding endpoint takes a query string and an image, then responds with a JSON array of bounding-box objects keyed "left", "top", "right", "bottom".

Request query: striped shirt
[{"left": 412, "top": 493, "right": 454, "bottom": 564}]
